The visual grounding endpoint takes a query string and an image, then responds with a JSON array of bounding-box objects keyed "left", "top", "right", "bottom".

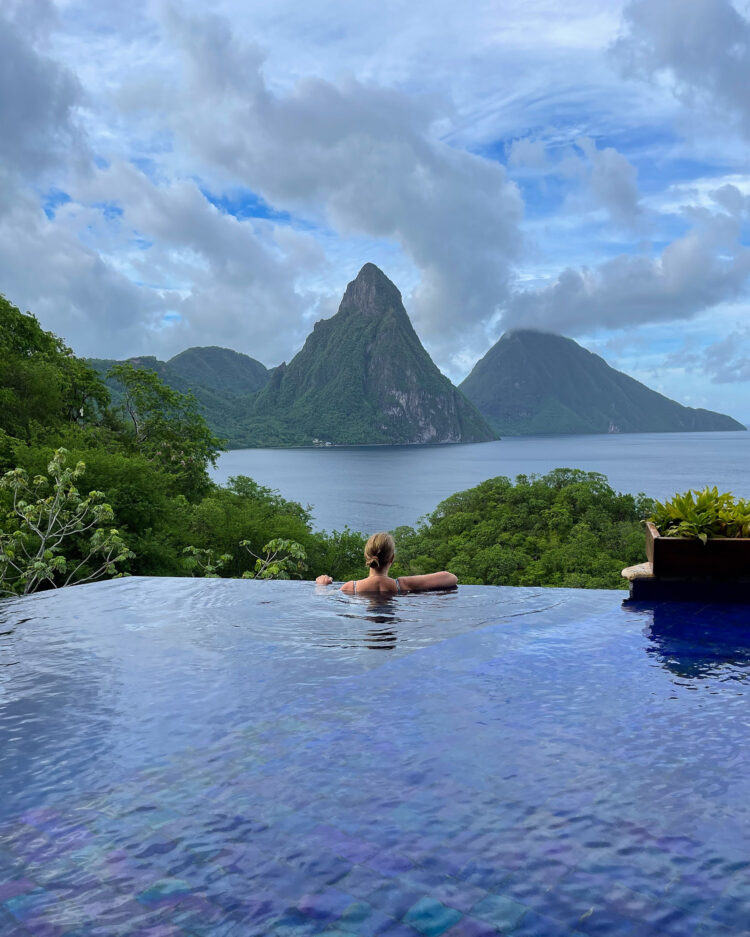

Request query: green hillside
[
  {"left": 246, "top": 263, "right": 496, "bottom": 446},
  {"left": 460, "top": 329, "right": 746, "bottom": 435},
  {"left": 167, "top": 346, "right": 269, "bottom": 395},
  {"left": 89, "top": 347, "right": 270, "bottom": 445}
]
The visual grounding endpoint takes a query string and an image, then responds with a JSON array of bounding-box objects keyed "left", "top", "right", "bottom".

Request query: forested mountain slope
[
  {"left": 89, "top": 346, "right": 270, "bottom": 445},
  {"left": 460, "top": 330, "right": 745, "bottom": 435},
  {"left": 246, "top": 263, "right": 496, "bottom": 446}
]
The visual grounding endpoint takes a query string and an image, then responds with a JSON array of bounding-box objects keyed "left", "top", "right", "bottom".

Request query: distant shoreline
[{"left": 221, "top": 424, "right": 748, "bottom": 452}]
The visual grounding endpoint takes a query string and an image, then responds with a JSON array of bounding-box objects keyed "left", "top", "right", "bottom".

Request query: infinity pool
[{"left": 1, "top": 578, "right": 750, "bottom": 936}]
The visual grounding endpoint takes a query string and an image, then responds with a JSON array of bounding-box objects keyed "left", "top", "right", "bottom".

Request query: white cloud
[
  {"left": 576, "top": 136, "right": 641, "bottom": 228},
  {"left": 502, "top": 205, "right": 750, "bottom": 334},
  {"left": 507, "top": 138, "right": 548, "bottom": 169},
  {"left": 614, "top": 0, "right": 750, "bottom": 136},
  {"left": 0, "top": 5, "right": 85, "bottom": 178},
  {"left": 116, "top": 6, "right": 526, "bottom": 367}
]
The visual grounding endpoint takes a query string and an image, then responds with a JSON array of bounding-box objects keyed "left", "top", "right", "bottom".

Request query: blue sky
[{"left": 1, "top": 0, "right": 750, "bottom": 418}]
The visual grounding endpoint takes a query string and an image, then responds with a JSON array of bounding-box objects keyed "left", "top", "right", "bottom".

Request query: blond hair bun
[{"left": 364, "top": 532, "right": 395, "bottom": 571}]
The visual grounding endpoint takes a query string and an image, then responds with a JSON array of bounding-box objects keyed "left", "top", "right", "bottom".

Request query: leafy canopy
[
  {"left": 0, "top": 294, "right": 109, "bottom": 440},
  {"left": 0, "top": 449, "right": 133, "bottom": 596},
  {"left": 108, "top": 362, "right": 225, "bottom": 495},
  {"left": 391, "top": 468, "right": 652, "bottom": 590}
]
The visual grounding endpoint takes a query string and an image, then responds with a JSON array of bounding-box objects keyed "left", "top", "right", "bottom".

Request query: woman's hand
[{"left": 316, "top": 574, "right": 333, "bottom": 585}]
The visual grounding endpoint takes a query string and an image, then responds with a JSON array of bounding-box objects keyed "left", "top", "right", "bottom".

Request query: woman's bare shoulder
[{"left": 340, "top": 580, "right": 355, "bottom": 594}]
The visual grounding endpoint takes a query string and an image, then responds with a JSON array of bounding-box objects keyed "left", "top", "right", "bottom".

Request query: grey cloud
[
  {"left": 711, "top": 183, "right": 750, "bottom": 216},
  {"left": 0, "top": 176, "right": 165, "bottom": 356},
  {"left": 614, "top": 0, "right": 750, "bottom": 135},
  {"left": 507, "top": 138, "right": 547, "bottom": 169},
  {"left": 0, "top": 8, "right": 85, "bottom": 177},
  {"left": 507, "top": 134, "right": 641, "bottom": 229},
  {"left": 696, "top": 330, "right": 750, "bottom": 383},
  {"left": 0, "top": 1, "right": 323, "bottom": 365},
  {"left": 576, "top": 136, "right": 641, "bottom": 228},
  {"left": 145, "top": 7, "right": 524, "bottom": 367},
  {"left": 73, "top": 161, "right": 318, "bottom": 363},
  {"left": 501, "top": 210, "right": 750, "bottom": 334}
]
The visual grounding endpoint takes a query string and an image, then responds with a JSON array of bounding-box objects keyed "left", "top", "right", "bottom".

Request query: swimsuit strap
[
  {"left": 352, "top": 580, "right": 357, "bottom": 595},
  {"left": 395, "top": 577, "right": 402, "bottom": 595}
]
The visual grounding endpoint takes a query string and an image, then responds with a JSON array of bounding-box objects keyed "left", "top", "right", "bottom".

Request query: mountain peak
[
  {"left": 249, "top": 265, "right": 496, "bottom": 445},
  {"left": 339, "top": 263, "right": 403, "bottom": 317},
  {"left": 460, "top": 330, "right": 745, "bottom": 435}
]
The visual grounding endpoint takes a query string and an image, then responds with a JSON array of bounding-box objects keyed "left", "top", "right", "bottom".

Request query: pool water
[{"left": 1, "top": 578, "right": 750, "bottom": 936}]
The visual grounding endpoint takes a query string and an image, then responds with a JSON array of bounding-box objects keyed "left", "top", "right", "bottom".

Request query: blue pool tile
[
  {"left": 458, "top": 861, "right": 510, "bottom": 892},
  {"left": 428, "top": 880, "right": 488, "bottom": 915},
  {"left": 367, "top": 882, "right": 427, "bottom": 920},
  {"left": 367, "top": 851, "right": 415, "bottom": 877},
  {"left": 575, "top": 907, "right": 641, "bottom": 936},
  {"left": 137, "top": 878, "right": 192, "bottom": 905},
  {"left": 297, "top": 888, "right": 355, "bottom": 920},
  {"left": 313, "top": 826, "right": 380, "bottom": 864},
  {"left": 4, "top": 888, "right": 57, "bottom": 921},
  {"left": 403, "top": 897, "right": 463, "bottom": 936},
  {"left": 0, "top": 878, "right": 36, "bottom": 903},
  {"left": 334, "top": 901, "right": 396, "bottom": 936},
  {"left": 471, "top": 894, "right": 528, "bottom": 930},
  {"left": 375, "top": 925, "right": 422, "bottom": 937},
  {"left": 442, "top": 915, "right": 501, "bottom": 937},
  {"left": 510, "top": 910, "right": 585, "bottom": 937},
  {"left": 268, "top": 908, "right": 332, "bottom": 936},
  {"left": 328, "top": 866, "right": 393, "bottom": 901},
  {"left": 27, "top": 925, "right": 68, "bottom": 937},
  {"left": 416, "top": 852, "right": 472, "bottom": 880}
]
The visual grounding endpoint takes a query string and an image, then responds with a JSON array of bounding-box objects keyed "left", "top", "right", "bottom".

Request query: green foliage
[
  {"left": 649, "top": 487, "right": 750, "bottom": 542},
  {"left": 0, "top": 294, "right": 109, "bottom": 442},
  {"left": 312, "top": 527, "right": 367, "bottom": 582},
  {"left": 240, "top": 538, "right": 308, "bottom": 579},
  {"left": 0, "top": 449, "right": 133, "bottom": 596},
  {"left": 182, "top": 546, "right": 233, "bottom": 578},
  {"left": 246, "top": 264, "right": 494, "bottom": 446},
  {"left": 89, "top": 348, "right": 269, "bottom": 450},
  {"left": 391, "top": 469, "right": 652, "bottom": 589},
  {"left": 108, "top": 362, "right": 225, "bottom": 496}
]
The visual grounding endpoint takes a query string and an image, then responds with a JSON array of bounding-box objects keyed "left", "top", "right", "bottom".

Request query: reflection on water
[
  {"left": 640, "top": 601, "right": 750, "bottom": 681},
  {"left": 317, "top": 595, "right": 403, "bottom": 649},
  {"left": 5, "top": 579, "right": 750, "bottom": 936},
  {"left": 355, "top": 596, "right": 401, "bottom": 650}
]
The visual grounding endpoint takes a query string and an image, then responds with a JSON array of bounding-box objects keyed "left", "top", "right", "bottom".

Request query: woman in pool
[{"left": 315, "top": 531, "right": 457, "bottom": 595}]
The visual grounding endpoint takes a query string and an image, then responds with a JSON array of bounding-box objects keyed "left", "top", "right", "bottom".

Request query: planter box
[{"left": 646, "top": 521, "right": 750, "bottom": 579}]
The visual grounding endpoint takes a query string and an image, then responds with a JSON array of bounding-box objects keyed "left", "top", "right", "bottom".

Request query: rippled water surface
[{"left": 2, "top": 579, "right": 750, "bottom": 936}]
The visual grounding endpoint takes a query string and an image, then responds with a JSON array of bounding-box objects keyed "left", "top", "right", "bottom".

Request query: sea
[{"left": 211, "top": 431, "right": 750, "bottom": 533}]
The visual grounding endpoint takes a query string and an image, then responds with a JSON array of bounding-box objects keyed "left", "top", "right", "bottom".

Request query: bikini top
[{"left": 352, "top": 578, "right": 402, "bottom": 595}]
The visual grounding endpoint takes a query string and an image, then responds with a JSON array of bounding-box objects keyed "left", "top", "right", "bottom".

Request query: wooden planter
[{"left": 646, "top": 521, "right": 750, "bottom": 579}]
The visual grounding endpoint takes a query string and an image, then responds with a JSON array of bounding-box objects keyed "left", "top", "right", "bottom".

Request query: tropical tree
[
  {"left": 108, "top": 362, "right": 224, "bottom": 496},
  {"left": 0, "top": 449, "right": 133, "bottom": 596},
  {"left": 0, "top": 294, "right": 109, "bottom": 441}
]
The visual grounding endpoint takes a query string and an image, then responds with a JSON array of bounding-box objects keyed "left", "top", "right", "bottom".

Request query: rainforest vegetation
[{"left": 0, "top": 294, "right": 651, "bottom": 595}]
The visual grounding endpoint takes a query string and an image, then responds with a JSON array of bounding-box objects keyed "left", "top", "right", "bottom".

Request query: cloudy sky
[{"left": 2, "top": 0, "right": 750, "bottom": 419}]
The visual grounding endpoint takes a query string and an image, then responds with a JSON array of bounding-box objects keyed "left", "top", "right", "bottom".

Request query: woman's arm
[
  {"left": 315, "top": 574, "right": 355, "bottom": 593},
  {"left": 398, "top": 571, "right": 457, "bottom": 592}
]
